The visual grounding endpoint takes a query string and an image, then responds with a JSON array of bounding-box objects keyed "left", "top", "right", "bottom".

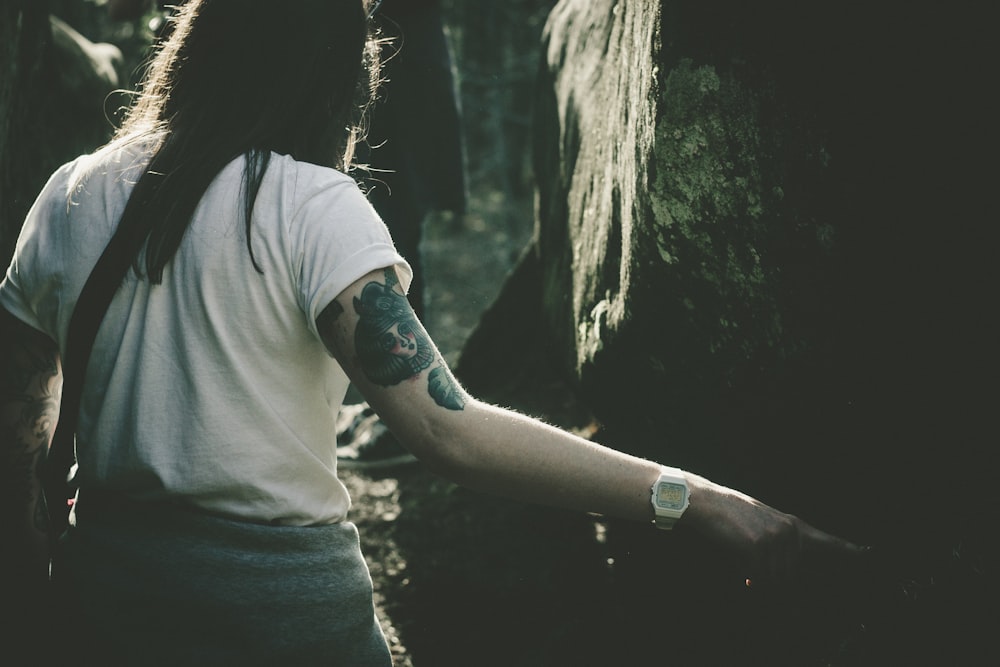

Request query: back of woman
[
  {"left": 13, "top": 146, "right": 408, "bottom": 525},
  {"left": 3, "top": 1, "right": 402, "bottom": 663}
]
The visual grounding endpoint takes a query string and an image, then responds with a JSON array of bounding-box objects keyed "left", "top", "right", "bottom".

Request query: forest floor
[{"left": 339, "top": 185, "right": 535, "bottom": 667}]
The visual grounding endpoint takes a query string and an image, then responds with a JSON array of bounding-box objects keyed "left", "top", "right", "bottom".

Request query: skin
[{"left": 317, "top": 268, "right": 869, "bottom": 585}]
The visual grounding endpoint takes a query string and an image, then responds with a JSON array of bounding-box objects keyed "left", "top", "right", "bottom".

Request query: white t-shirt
[{"left": 0, "top": 146, "right": 411, "bottom": 525}]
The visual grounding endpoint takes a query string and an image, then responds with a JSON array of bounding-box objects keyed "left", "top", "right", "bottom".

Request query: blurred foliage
[{"left": 49, "top": 0, "right": 159, "bottom": 89}]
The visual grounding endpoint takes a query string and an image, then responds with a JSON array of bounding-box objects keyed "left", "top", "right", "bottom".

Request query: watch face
[{"left": 655, "top": 482, "right": 686, "bottom": 510}]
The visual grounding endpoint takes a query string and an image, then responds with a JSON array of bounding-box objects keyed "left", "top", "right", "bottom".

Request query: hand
[{"left": 681, "top": 473, "right": 869, "bottom": 586}]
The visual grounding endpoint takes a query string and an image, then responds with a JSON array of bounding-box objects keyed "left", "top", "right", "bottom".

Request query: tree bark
[
  {"left": 458, "top": 0, "right": 997, "bottom": 500},
  {"left": 454, "top": 7, "right": 996, "bottom": 661}
]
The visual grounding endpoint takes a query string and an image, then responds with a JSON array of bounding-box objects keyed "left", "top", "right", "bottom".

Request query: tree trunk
[
  {"left": 460, "top": 0, "right": 996, "bottom": 493},
  {"left": 457, "top": 8, "right": 997, "bottom": 663}
]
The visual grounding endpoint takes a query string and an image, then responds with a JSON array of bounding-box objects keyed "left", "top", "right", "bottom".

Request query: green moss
[{"left": 648, "top": 60, "right": 794, "bottom": 368}]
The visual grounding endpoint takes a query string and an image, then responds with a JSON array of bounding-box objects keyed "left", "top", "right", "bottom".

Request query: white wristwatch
[{"left": 651, "top": 466, "right": 689, "bottom": 530}]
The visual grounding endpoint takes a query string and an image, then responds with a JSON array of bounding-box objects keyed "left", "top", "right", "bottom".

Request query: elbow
[
  {"left": 404, "top": 422, "right": 468, "bottom": 482},
  {"left": 397, "top": 402, "right": 482, "bottom": 484},
  {"left": 415, "top": 446, "right": 465, "bottom": 481}
]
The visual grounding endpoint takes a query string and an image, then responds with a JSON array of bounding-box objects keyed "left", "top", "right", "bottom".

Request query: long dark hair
[{"left": 104, "top": 0, "right": 382, "bottom": 282}]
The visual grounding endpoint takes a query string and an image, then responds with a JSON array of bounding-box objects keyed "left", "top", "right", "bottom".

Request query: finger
[{"left": 798, "top": 522, "right": 869, "bottom": 557}]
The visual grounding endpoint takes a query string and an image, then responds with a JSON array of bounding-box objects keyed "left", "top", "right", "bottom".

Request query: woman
[{"left": 0, "top": 1, "right": 864, "bottom": 663}]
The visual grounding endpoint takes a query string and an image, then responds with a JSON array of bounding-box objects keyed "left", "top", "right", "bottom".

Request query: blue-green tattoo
[{"left": 353, "top": 270, "right": 464, "bottom": 410}]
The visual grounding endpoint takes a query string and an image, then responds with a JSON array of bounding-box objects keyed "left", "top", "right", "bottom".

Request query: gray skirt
[{"left": 51, "top": 492, "right": 392, "bottom": 666}]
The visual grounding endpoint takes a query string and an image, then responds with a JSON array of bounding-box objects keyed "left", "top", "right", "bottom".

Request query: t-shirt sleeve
[
  {"left": 289, "top": 166, "right": 413, "bottom": 345},
  {"left": 0, "top": 159, "right": 80, "bottom": 342}
]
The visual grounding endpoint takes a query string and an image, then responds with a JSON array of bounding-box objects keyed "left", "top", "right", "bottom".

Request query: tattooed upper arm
[
  {"left": 316, "top": 268, "right": 465, "bottom": 411},
  {"left": 0, "top": 307, "right": 62, "bottom": 534}
]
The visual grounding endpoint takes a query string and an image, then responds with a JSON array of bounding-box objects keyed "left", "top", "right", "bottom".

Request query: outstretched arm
[
  {"left": 0, "top": 306, "right": 62, "bottom": 640},
  {"left": 317, "top": 268, "right": 865, "bottom": 582}
]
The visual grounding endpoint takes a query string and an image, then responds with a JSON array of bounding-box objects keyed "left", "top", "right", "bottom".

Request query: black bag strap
[{"left": 44, "top": 209, "right": 149, "bottom": 537}]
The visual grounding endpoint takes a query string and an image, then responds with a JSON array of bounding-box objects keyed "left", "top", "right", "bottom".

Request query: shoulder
[
  {"left": 37, "top": 154, "right": 91, "bottom": 206},
  {"left": 63, "top": 141, "right": 152, "bottom": 204},
  {"left": 275, "top": 155, "right": 374, "bottom": 221},
  {"left": 278, "top": 154, "right": 361, "bottom": 198},
  {"left": 13, "top": 155, "right": 91, "bottom": 246},
  {"left": 15, "top": 143, "right": 152, "bottom": 261}
]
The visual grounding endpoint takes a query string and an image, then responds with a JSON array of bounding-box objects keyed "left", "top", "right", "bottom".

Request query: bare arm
[
  {"left": 317, "top": 268, "right": 866, "bottom": 582},
  {"left": 0, "top": 307, "right": 61, "bottom": 608}
]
